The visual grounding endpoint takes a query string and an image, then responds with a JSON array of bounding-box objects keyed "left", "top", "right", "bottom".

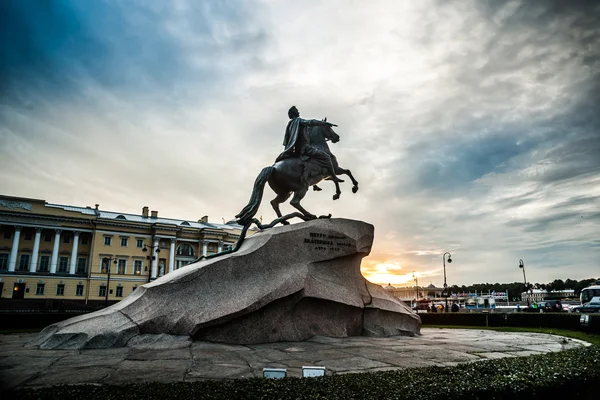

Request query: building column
[
  {"left": 169, "top": 239, "right": 176, "bottom": 274},
  {"left": 29, "top": 228, "right": 42, "bottom": 272},
  {"left": 49, "top": 229, "right": 62, "bottom": 274},
  {"left": 202, "top": 240, "right": 208, "bottom": 257},
  {"left": 151, "top": 237, "right": 159, "bottom": 279},
  {"left": 69, "top": 231, "right": 80, "bottom": 275},
  {"left": 217, "top": 240, "right": 223, "bottom": 253},
  {"left": 8, "top": 226, "right": 21, "bottom": 272}
]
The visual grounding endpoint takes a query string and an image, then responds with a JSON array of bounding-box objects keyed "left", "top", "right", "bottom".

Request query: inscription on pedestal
[{"left": 304, "top": 232, "right": 352, "bottom": 252}]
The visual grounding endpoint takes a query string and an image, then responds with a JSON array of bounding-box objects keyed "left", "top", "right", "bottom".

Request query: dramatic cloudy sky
[{"left": 1, "top": 0, "right": 599, "bottom": 286}]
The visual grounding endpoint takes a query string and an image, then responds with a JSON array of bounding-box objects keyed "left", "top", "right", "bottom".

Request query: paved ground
[{"left": 0, "top": 329, "right": 590, "bottom": 391}]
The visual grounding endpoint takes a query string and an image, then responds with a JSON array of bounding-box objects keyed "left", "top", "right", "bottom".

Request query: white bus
[{"left": 580, "top": 284, "right": 600, "bottom": 304}]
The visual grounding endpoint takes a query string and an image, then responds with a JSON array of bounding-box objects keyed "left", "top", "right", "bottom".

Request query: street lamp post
[
  {"left": 102, "top": 257, "right": 118, "bottom": 307},
  {"left": 519, "top": 259, "right": 530, "bottom": 307},
  {"left": 442, "top": 252, "right": 452, "bottom": 312},
  {"left": 142, "top": 244, "right": 161, "bottom": 282},
  {"left": 413, "top": 272, "right": 419, "bottom": 299}
]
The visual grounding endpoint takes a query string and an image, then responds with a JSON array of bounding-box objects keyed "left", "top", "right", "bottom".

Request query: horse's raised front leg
[
  {"left": 270, "top": 192, "right": 292, "bottom": 225},
  {"left": 290, "top": 186, "right": 317, "bottom": 220},
  {"left": 335, "top": 167, "right": 359, "bottom": 193}
]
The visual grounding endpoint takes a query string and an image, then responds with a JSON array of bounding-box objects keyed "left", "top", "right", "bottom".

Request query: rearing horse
[{"left": 236, "top": 125, "right": 359, "bottom": 226}]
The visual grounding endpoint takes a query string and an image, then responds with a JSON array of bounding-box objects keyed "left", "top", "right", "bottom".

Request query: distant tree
[
  {"left": 565, "top": 278, "right": 578, "bottom": 289},
  {"left": 551, "top": 279, "right": 566, "bottom": 291}
]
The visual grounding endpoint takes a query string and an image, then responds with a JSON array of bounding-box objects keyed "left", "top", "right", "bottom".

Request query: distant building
[
  {"left": 520, "top": 289, "right": 576, "bottom": 302},
  {"left": 0, "top": 194, "right": 245, "bottom": 306},
  {"left": 384, "top": 283, "right": 444, "bottom": 301},
  {"left": 384, "top": 283, "right": 510, "bottom": 304}
]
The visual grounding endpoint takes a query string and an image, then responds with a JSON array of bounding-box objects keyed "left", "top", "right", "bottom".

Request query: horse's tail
[{"left": 235, "top": 166, "right": 274, "bottom": 226}]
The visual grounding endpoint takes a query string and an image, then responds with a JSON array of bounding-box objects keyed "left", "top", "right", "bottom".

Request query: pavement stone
[
  {"left": 126, "top": 347, "right": 192, "bottom": 361},
  {"left": 108, "top": 359, "right": 192, "bottom": 384},
  {"left": 25, "top": 367, "right": 114, "bottom": 388},
  {"left": 0, "top": 328, "right": 591, "bottom": 390}
]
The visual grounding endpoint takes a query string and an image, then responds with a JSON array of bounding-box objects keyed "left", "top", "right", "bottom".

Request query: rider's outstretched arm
[{"left": 299, "top": 118, "right": 336, "bottom": 127}]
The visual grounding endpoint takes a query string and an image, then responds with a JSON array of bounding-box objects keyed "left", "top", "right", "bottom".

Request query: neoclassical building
[{"left": 0, "top": 195, "right": 245, "bottom": 305}]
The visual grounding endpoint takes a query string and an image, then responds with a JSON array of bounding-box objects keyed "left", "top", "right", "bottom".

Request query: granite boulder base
[{"left": 31, "top": 218, "right": 421, "bottom": 349}]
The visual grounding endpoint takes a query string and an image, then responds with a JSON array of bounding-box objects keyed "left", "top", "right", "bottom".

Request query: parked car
[
  {"left": 538, "top": 300, "right": 563, "bottom": 313},
  {"left": 573, "top": 300, "right": 600, "bottom": 314}
]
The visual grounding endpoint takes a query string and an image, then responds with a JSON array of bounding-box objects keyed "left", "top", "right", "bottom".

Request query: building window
[
  {"left": 117, "top": 259, "right": 126, "bottom": 274},
  {"left": 24, "top": 232, "right": 32, "bottom": 241},
  {"left": 3, "top": 230, "right": 11, "bottom": 239},
  {"left": 38, "top": 255, "right": 50, "bottom": 272},
  {"left": 116, "top": 286, "right": 123, "bottom": 297},
  {"left": 44, "top": 234, "right": 52, "bottom": 242},
  {"left": 104, "top": 236, "right": 112, "bottom": 246},
  {"left": 76, "top": 284, "right": 84, "bottom": 296},
  {"left": 58, "top": 256, "right": 69, "bottom": 273},
  {"left": 176, "top": 260, "right": 191, "bottom": 270},
  {"left": 56, "top": 284, "right": 65, "bottom": 296},
  {"left": 36, "top": 283, "right": 45, "bottom": 295},
  {"left": 18, "top": 254, "right": 30, "bottom": 271},
  {"left": 176, "top": 244, "right": 195, "bottom": 257},
  {"left": 134, "top": 260, "right": 143, "bottom": 275},
  {"left": 81, "top": 236, "right": 88, "bottom": 245},
  {"left": 136, "top": 239, "right": 144, "bottom": 248},
  {"left": 98, "top": 285, "right": 107, "bottom": 297},
  {"left": 63, "top": 235, "right": 70, "bottom": 244},
  {"left": 76, "top": 258, "right": 87, "bottom": 274},
  {"left": 101, "top": 258, "right": 111, "bottom": 273},
  {"left": 0, "top": 253, "right": 8, "bottom": 270},
  {"left": 120, "top": 237, "right": 128, "bottom": 247}
]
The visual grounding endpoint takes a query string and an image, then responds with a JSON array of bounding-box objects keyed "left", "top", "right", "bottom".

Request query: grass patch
[{"left": 423, "top": 325, "right": 600, "bottom": 345}]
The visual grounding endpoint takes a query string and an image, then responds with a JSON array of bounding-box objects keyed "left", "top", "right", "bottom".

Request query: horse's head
[
  {"left": 326, "top": 125, "right": 340, "bottom": 143},
  {"left": 321, "top": 118, "right": 340, "bottom": 143},
  {"left": 309, "top": 119, "right": 340, "bottom": 149}
]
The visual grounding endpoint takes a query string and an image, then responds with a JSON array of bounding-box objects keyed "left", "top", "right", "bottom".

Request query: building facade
[
  {"left": 0, "top": 195, "right": 245, "bottom": 305},
  {"left": 520, "top": 289, "right": 576, "bottom": 302}
]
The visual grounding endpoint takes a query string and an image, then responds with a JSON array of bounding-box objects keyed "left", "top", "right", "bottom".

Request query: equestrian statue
[
  {"left": 236, "top": 105, "right": 358, "bottom": 225},
  {"left": 196, "top": 106, "right": 359, "bottom": 261}
]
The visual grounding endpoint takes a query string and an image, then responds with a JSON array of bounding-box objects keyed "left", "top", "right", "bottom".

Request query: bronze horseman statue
[
  {"left": 195, "top": 106, "right": 359, "bottom": 261},
  {"left": 236, "top": 106, "right": 359, "bottom": 226}
]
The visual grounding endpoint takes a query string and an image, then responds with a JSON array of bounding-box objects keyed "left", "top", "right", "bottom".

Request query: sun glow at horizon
[{"left": 361, "top": 259, "right": 439, "bottom": 286}]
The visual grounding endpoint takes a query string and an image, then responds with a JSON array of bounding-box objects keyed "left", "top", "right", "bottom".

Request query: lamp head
[
  {"left": 142, "top": 246, "right": 147, "bottom": 252},
  {"left": 447, "top": 257, "right": 452, "bottom": 263}
]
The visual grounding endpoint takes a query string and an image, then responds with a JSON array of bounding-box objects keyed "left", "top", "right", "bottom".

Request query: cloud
[{"left": 1, "top": 0, "right": 598, "bottom": 286}]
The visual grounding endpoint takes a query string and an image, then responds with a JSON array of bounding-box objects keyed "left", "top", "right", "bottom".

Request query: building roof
[{"left": 45, "top": 203, "right": 243, "bottom": 230}]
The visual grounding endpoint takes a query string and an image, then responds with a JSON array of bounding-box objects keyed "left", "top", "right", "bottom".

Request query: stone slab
[
  {"left": 31, "top": 219, "right": 420, "bottom": 349},
  {"left": 0, "top": 328, "right": 591, "bottom": 391}
]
